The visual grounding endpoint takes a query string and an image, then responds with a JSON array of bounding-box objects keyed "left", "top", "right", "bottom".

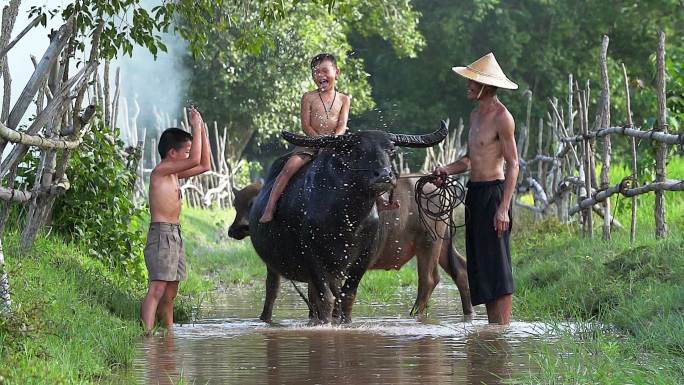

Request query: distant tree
[
  {"left": 182, "top": 0, "right": 425, "bottom": 161},
  {"left": 350, "top": 0, "right": 684, "bottom": 167}
]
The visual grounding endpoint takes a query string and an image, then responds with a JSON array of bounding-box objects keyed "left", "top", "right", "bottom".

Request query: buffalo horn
[{"left": 388, "top": 119, "right": 449, "bottom": 148}]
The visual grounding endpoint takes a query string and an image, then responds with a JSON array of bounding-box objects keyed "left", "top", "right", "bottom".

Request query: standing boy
[
  {"left": 141, "top": 107, "right": 211, "bottom": 333},
  {"left": 259, "top": 53, "right": 350, "bottom": 223},
  {"left": 433, "top": 53, "right": 519, "bottom": 324}
]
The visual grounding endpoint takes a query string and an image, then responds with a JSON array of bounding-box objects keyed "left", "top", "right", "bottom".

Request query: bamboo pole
[
  {"left": 622, "top": 63, "right": 637, "bottom": 244},
  {"left": 654, "top": 31, "right": 667, "bottom": 238},
  {"left": 570, "top": 180, "right": 684, "bottom": 215},
  {"left": 559, "top": 126, "right": 684, "bottom": 144},
  {"left": 0, "top": 239, "right": 10, "bottom": 313},
  {"left": 598, "top": 35, "right": 612, "bottom": 240},
  {"left": 579, "top": 87, "right": 592, "bottom": 237},
  {"left": 104, "top": 60, "right": 111, "bottom": 127},
  {"left": 536, "top": 117, "right": 544, "bottom": 220},
  {"left": 4, "top": 18, "right": 73, "bottom": 138}
]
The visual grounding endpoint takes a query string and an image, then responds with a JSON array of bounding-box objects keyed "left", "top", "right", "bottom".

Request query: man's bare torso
[
  {"left": 467, "top": 101, "right": 511, "bottom": 181},
  {"left": 149, "top": 171, "right": 181, "bottom": 224},
  {"left": 304, "top": 91, "right": 349, "bottom": 135}
]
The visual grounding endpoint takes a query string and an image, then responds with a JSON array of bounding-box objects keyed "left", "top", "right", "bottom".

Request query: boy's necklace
[{"left": 318, "top": 90, "right": 337, "bottom": 120}]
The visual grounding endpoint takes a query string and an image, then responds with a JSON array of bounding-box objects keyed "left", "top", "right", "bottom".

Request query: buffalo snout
[
  {"left": 370, "top": 167, "right": 396, "bottom": 191},
  {"left": 228, "top": 223, "right": 250, "bottom": 240}
]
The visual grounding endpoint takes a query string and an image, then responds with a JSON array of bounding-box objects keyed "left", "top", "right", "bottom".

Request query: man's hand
[
  {"left": 188, "top": 107, "right": 204, "bottom": 129},
  {"left": 432, "top": 166, "right": 449, "bottom": 187},
  {"left": 494, "top": 205, "right": 510, "bottom": 237}
]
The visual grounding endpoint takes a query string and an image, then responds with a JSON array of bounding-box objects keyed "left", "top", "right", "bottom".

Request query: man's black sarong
[{"left": 464, "top": 179, "right": 515, "bottom": 306}]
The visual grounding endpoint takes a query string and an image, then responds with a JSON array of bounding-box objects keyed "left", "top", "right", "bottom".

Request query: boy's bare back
[{"left": 301, "top": 91, "right": 350, "bottom": 136}]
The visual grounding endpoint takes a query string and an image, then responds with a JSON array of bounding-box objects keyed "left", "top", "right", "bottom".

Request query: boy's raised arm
[
  {"left": 334, "top": 95, "right": 350, "bottom": 136},
  {"left": 154, "top": 108, "right": 204, "bottom": 176},
  {"left": 178, "top": 124, "right": 212, "bottom": 179}
]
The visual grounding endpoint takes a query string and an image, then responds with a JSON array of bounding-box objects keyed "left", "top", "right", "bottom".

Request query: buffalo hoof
[
  {"left": 259, "top": 314, "right": 272, "bottom": 323},
  {"left": 307, "top": 318, "right": 328, "bottom": 326}
]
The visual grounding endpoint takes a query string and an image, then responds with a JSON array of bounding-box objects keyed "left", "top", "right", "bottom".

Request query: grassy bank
[
  {"left": 0, "top": 233, "right": 143, "bottom": 384},
  {"left": 0, "top": 214, "right": 214, "bottom": 384},
  {"left": 510, "top": 158, "right": 684, "bottom": 383},
  {"left": 514, "top": 220, "right": 684, "bottom": 383}
]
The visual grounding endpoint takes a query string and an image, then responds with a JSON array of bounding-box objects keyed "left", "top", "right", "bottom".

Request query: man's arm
[
  {"left": 153, "top": 108, "right": 204, "bottom": 176},
  {"left": 436, "top": 155, "right": 471, "bottom": 176},
  {"left": 334, "top": 95, "right": 350, "bottom": 136},
  {"left": 494, "top": 111, "right": 519, "bottom": 236},
  {"left": 300, "top": 93, "right": 317, "bottom": 137},
  {"left": 178, "top": 124, "right": 212, "bottom": 179},
  {"left": 431, "top": 154, "right": 470, "bottom": 187}
]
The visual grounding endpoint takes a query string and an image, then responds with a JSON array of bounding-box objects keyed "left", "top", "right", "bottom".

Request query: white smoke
[{"left": 113, "top": 17, "right": 189, "bottom": 146}]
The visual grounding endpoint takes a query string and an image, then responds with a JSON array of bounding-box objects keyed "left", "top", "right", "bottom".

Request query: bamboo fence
[{"left": 515, "top": 33, "right": 680, "bottom": 241}]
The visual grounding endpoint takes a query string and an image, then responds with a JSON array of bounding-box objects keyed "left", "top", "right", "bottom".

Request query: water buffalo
[
  {"left": 248, "top": 125, "right": 448, "bottom": 324},
  {"left": 230, "top": 128, "right": 474, "bottom": 323}
]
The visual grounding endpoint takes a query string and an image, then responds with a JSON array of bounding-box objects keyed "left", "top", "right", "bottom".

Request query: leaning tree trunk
[{"left": 20, "top": 23, "right": 102, "bottom": 251}]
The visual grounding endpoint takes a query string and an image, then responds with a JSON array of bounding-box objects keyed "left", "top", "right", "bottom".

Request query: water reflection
[
  {"left": 123, "top": 285, "right": 552, "bottom": 385},
  {"left": 142, "top": 333, "right": 179, "bottom": 385}
]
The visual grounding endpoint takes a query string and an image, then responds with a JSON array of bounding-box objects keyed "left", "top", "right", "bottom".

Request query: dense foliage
[
  {"left": 182, "top": 0, "right": 424, "bottom": 161},
  {"left": 51, "top": 118, "right": 147, "bottom": 281},
  {"left": 349, "top": 0, "right": 684, "bottom": 168}
]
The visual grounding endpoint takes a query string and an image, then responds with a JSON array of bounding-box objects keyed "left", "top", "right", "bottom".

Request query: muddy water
[{"left": 118, "top": 284, "right": 561, "bottom": 385}]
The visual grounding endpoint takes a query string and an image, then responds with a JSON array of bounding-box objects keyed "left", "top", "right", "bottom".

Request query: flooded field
[{"left": 115, "top": 283, "right": 566, "bottom": 384}]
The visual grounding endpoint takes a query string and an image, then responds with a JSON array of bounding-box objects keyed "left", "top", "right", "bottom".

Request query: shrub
[{"left": 51, "top": 117, "right": 147, "bottom": 282}]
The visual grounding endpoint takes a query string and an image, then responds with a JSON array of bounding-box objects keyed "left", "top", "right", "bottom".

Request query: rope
[
  {"left": 414, "top": 174, "right": 466, "bottom": 240},
  {"left": 290, "top": 280, "right": 316, "bottom": 318}
]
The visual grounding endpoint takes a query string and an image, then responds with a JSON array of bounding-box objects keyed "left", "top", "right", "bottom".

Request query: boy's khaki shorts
[{"left": 144, "top": 222, "right": 187, "bottom": 281}]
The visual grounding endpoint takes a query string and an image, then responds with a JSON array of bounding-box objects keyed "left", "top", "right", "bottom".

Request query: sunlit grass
[{"left": 0, "top": 233, "right": 141, "bottom": 384}]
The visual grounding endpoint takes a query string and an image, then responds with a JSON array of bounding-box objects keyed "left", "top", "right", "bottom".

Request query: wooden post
[
  {"left": 598, "top": 35, "right": 612, "bottom": 240},
  {"left": 622, "top": 63, "right": 637, "bottom": 243},
  {"left": 0, "top": 238, "right": 10, "bottom": 313},
  {"left": 568, "top": 74, "right": 574, "bottom": 136},
  {"left": 103, "top": 60, "right": 111, "bottom": 127},
  {"left": 536, "top": 117, "right": 544, "bottom": 220},
  {"left": 522, "top": 90, "right": 532, "bottom": 159},
  {"left": 654, "top": 31, "right": 667, "bottom": 238},
  {"left": 579, "top": 88, "right": 593, "bottom": 237}
]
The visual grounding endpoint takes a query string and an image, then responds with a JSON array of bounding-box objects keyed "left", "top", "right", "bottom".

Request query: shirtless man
[
  {"left": 141, "top": 107, "right": 211, "bottom": 333},
  {"left": 433, "top": 53, "right": 519, "bottom": 324},
  {"left": 259, "top": 53, "right": 350, "bottom": 223}
]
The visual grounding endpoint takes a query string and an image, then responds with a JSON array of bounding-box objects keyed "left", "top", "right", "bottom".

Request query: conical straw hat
[{"left": 452, "top": 53, "right": 518, "bottom": 90}]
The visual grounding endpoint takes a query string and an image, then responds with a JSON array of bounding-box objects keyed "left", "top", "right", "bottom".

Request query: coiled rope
[{"left": 414, "top": 175, "right": 467, "bottom": 240}]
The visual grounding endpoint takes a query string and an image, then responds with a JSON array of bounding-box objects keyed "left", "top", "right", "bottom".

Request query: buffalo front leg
[
  {"left": 260, "top": 268, "right": 281, "bottom": 322},
  {"left": 340, "top": 256, "right": 372, "bottom": 324},
  {"left": 439, "top": 240, "right": 474, "bottom": 316}
]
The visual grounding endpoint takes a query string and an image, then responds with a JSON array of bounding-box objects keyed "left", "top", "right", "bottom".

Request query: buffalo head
[
  {"left": 281, "top": 120, "right": 449, "bottom": 194},
  {"left": 228, "top": 182, "right": 263, "bottom": 240}
]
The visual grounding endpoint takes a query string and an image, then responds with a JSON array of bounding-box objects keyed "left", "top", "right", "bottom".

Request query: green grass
[
  {"left": 179, "top": 207, "right": 266, "bottom": 287},
  {"left": 0, "top": 233, "right": 143, "bottom": 384}
]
